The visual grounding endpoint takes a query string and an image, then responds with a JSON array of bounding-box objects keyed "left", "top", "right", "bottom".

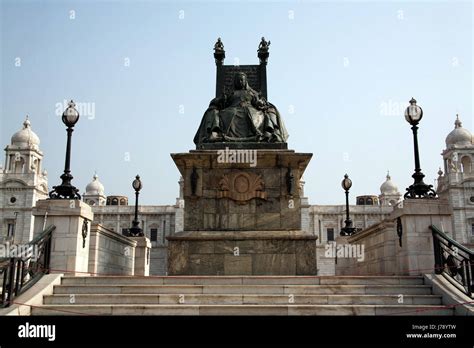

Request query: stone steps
[
  {"left": 31, "top": 304, "right": 453, "bottom": 316},
  {"left": 51, "top": 284, "right": 433, "bottom": 295},
  {"left": 60, "top": 275, "right": 424, "bottom": 286},
  {"left": 31, "top": 275, "right": 454, "bottom": 316},
  {"left": 43, "top": 293, "right": 442, "bottom": 305}
]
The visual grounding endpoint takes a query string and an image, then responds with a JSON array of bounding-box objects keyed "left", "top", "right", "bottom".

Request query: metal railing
[
  {"left": 0, "top": 225, "right": 55, "bottom": 308},
  {"left": 430, "top": 225, "right": 473, "bottom": 298}
]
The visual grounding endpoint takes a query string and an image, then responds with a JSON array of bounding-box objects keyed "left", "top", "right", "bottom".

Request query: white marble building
[
  {"left": 2, "top": 114, "right": 473, "bottom": 274},
  {"left": 437, "top": 115, "right": 474, "bottom": 248},
  {"left": 0, "top": 117, "right": 48, "bottom": 244}
]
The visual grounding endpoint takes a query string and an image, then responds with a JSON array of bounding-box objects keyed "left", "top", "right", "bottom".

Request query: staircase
[{"left": 31, "top": 275, "right": 453, "bottom": 315}]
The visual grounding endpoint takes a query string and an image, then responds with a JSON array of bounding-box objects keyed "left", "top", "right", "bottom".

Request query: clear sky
[{"left": 1, "top": 0, "right": 472, "bottom": 205}]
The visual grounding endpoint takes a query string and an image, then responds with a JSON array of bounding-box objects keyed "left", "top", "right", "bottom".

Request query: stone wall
[
  {"left": 335, "top": 220, "right": 397, "bottom": 276},
  {"left": 89, "top": 223, "right": 136, "bottom": 276},
  {"left": 150, "top": 246, "right": 167, "bottom": 275},
  {"left": 335, "top": 199, "right": 453, "bottom": 276}
]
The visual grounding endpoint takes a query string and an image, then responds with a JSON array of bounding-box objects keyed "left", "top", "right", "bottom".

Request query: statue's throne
[{"left": 214, "top": 43, "right": 268, "bottom": 99}]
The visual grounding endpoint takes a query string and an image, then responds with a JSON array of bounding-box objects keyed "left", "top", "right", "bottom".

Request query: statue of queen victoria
[{"left": 193, "top": 38, "right": 288, "bottom": 148}]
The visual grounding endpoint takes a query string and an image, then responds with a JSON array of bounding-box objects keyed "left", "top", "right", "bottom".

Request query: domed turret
[
  {"left": 379, "top": 171, "right": 401, "bottom": 207},
  {"left": 85, "top": 174, "right": 105, "bottom": 196},
  {"left": 445, "top": 115, "right": 472, "bottom": 147},
  {"left": 83, "top": 173, "right": 106, "bottom": 206},
  {"left": 11, "top": 116, "right": 40, "bottom": 148},
  {"left": 380, "top": 172, "right": 399, "bottom": 195}
]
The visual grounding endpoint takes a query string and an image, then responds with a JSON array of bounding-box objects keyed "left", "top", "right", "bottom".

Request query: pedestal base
[{"left": 167, "top": 230, "right": 317, "bottom": 275}]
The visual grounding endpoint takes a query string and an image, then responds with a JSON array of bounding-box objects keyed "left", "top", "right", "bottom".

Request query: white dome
[
  {"left": 85, "top": 174, "right": 105, "bottom": 196},
  {"left": 11, "top": 117, "right": 40, "bottom": 148},
  {"left": 380, "top": 172, "right": 399, "bottom": 195},
  {"left": 445, "top": 115, "right": 472, "bottom": 147}
]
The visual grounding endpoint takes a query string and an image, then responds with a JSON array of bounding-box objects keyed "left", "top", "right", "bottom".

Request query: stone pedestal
[
  {"left": 130, "top": 236, "right": 151, "bottom": 276},
  {"left": 334, "top": 199, "right": 453, "bottom": 277},
  {"left": 168, "top": 230, "right": 317, "bottom": 275},
  {"left": 168, "top": 149, "right": 317, "bottom": 275},
  {"left": 392, "top": 199, "right": 452, "bottom": 276},
  {"left": 32, "top": 199, "right": 93, "bottom": 276}
]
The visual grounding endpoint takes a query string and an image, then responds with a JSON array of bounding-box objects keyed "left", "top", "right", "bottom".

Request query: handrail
[
  {"left": 430, "top": 225, "right": 473, "bottom": 255},
  {"left": 430, "top": 225, "right": 473, "bottom": 298},
  {"left": 0, "top": 225, "right": 55, "bottom": 307}
]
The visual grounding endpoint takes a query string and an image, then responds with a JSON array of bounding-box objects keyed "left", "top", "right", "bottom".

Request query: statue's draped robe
[{"left": 193, "top": 86, "right": 288, "bottom": 146}]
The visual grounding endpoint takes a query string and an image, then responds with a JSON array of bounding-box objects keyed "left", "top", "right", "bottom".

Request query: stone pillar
[
  {"left": 32, "top": 199, "right": 94, "bottom": 276},
  {"left": 130, "top": 236, "right": 151, "bottom": 276},
  {"left": 391, "top": 199, "right": 452, "bottom": 276}
]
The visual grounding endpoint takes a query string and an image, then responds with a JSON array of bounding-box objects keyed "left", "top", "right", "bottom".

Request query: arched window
[
  {"left": 112, "top": 198, "right": 118, "bottom": 205},
  {"left": 14, "top": 157, "right": 25, "bottom": 173},
  {"left": 461, "top": 156, "right": 472, "bottom": 174},
  {"left": 367, "top": 198, "right": 373, "bottom": 205},
  {"left": 120, "top": 198, "right": 126, "bottom": 205}
]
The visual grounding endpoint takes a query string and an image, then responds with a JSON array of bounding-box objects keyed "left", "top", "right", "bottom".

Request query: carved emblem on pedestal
[{"left": 218, "top": 172, "right": 266, "bottom": 203}]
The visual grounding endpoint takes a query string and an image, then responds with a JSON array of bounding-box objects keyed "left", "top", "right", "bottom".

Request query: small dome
[
  {"left": 11, "top": 116, "right": 40, "bottom": 148},
  {"left": 380, "top": 172, "right": 399, "bottom": 195},
  {"left": 445, "top": 115, "right": 472, "bottom": 147},
  {"left": 85, "top": 174, "right": 105, "bottom": 196}
]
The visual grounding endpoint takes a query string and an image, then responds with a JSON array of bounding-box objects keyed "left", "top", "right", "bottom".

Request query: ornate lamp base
[
  {"left": 404, "top": 171, "right": 437, "bottom": 199},
  {"left": 129, "top": 221, "right": 144, "bottom": 237},
  {"left": 340, "top": 227, "right": 356, "bottom": 236},
  {"left": 49, "top": 173, "right": 81, "bottom": 199},
  {"left": 340, "top": 219, "right": 356, "bottom": 236}
]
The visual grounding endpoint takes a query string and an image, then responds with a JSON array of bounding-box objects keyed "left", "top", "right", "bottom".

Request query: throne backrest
[{"left": 216, "top": 64, "right": 267, "bottom": 99}]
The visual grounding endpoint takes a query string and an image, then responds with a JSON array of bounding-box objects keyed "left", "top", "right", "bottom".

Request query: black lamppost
[
  {"left": 404, "top": 98, "right": 437, "bottom": 199},
  {"left": 129, "top": 175, "right": 143, "bottom": 237},
  {"left": 340, "top": 174, "right": 356, "bottom": 236},
  {"left": 49, "top": 100, "right": 81, "bottom": 199}
]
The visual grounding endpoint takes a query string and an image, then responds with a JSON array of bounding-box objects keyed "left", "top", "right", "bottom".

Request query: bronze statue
[
  {"left": 193, "top": 72, "right": 288, "bottom": 147},
  {"left": 214, "top": 37, "right": 224, "bottom": 53},
  {"left": 258, "top": 37, "right": 271, "bottom": 53}
]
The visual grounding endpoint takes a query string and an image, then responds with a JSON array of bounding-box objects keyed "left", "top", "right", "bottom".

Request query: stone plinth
[
  {"left": 334, "top": 199, "right": 453, "bottom": 277},
  {"left": 32, "top": 199, "right": 94, "bottom": 276},
  {"left": 171, "top": 150, "right": 312, "bottom": 231},
  {"left": 392, "top": 199, "right": 452, "bottom": 276},
  {"left": 130, "top": 236, "right": 151, "bottom": 276},
  {"left": 168, "top": 148, "right": 316, "bottom": 275},
  {"left": 168, "top": 230, "right": 317, "bottom": 275}
]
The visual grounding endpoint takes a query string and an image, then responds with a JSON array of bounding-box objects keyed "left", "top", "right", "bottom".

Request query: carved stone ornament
[
  {"left": 218, "top": 172, "right": 267, "bottom": 203},
  {"left": 82, "top": 219, "right": 89, "bottom": 248}
]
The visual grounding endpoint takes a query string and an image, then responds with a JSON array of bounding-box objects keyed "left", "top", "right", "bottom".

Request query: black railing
[
  {"left": 430, "top": 225, "right": 473, "bottom": 298},
  {"left": 0, "top": 225, "right": 55, "bottom": 308}
]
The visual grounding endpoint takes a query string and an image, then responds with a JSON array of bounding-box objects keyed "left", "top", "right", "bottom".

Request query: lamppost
[
  {"left": 340, "top": 174, "right": 356, "bottom": 236},
  {"left": 129, "top": 175, "right": 143, "bottom": 237},
  {"left": 404, "top": 98, "right": 437, "bottom": 199},
  {"left": 49, "top": 100, "right": 81, "bottom": 199}
]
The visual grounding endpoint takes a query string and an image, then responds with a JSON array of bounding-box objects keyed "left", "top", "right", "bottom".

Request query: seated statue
[{"left": 193, "top": 72, "right": 288, "bottom": 147}]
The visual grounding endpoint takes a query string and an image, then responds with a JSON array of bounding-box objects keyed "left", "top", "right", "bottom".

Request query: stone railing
[
  {"left": 336, "top": 199, "right": 453, "bottom": 276},
  {"left": 335, "top": 220, "right": 396, "bottom": 276},
  {"left": 89, "top": 223, "right": 137, "bottom": 276}
]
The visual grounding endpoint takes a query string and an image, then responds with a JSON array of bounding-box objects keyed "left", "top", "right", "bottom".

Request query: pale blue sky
[{"left": 1, "top": 0, "right": 472, "bottom": 205}]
